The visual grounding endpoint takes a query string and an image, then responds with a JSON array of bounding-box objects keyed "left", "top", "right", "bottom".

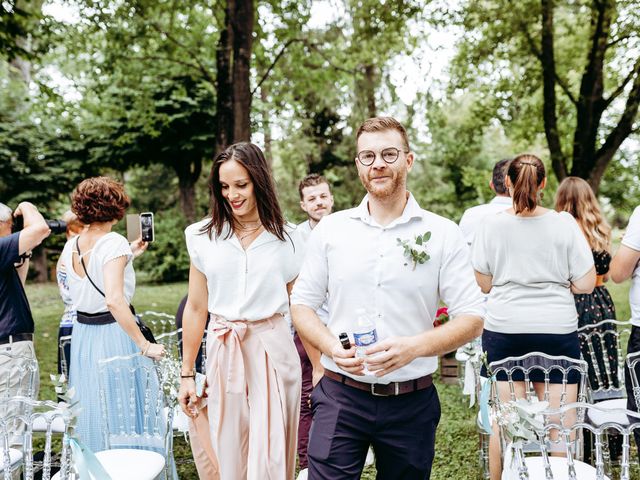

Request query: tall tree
[{"left": 450, "top": 0, "right": 640, "bottom": 192}]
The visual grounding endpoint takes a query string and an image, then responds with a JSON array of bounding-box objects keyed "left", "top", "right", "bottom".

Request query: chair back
[
  {"left": 156, "top": 329, "right": 181, "bottom": 364},
  {"left": 137, "top": 311, "right": 177, "bottom": 336},
  {"left": 58, "top": 335, "right": 72, "bottom": 379},
  {"left": 0, "top": 396, "right": 73, "bottom": 480},
  {"left": 97, "top": 353, "right": 173, "bottom": 467},
  {"left": 626, "top": 350, "right": 640, "bottom": 409},
  {"left": 511, "top": 401, "right": 640, "bottom": 480},
  {"left": 578, "top": 319, "right": 631, "bottom": 402},
  {"left": 0, "top": 350, "right": 38, "bottom": 401},
  {"left": 488, "top": 352, "right": 589, "bottom": 407}
]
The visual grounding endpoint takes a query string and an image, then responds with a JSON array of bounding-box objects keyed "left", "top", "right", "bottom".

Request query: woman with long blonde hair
[{"left": 555, "top": 176, "right": 618, "bottom": 390}]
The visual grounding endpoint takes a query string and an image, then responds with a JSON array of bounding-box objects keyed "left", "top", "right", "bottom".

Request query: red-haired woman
[
  {"left": 471, "top": 155, "right": 596, "bottom": 479},
  {"left": 178, "top": 143, "right": 303, "bottom": 480},
  {"left": 59, "top": 177, "right": 165, "bottom": 452}
]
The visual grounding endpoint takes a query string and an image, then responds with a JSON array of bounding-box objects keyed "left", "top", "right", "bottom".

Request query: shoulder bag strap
[{"left": 76, "top": 236, "right": 106, "bottom": 298}]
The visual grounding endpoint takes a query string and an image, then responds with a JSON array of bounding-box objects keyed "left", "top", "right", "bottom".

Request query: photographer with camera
[{"left": 0, "top": 201, "right": 51, "bottom": 416}]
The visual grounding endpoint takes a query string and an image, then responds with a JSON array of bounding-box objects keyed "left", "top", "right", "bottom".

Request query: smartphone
[
  {"left": 140, "top": 212, "right": 155, "bottom": 242},
  {"left": 126, "top": 214, "right": 141, "bottom": 242},
  {"left": 195, "top": 372, "right": 206, "bottom": 397}
]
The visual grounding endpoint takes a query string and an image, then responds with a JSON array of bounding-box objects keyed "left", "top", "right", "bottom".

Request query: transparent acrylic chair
[
  {"left": 138, "top": 311, "right": 177, "bottom": 336},
  {"left": 488, "top": 352, "right": 589, "bottom": 478},
  {"left": 577, "top": 320, "right": 630, "bottom": 403},
  {"left": 508, "top": 401, "right": 640, "bottom": 479},
  {"left": 0, "top": 350, "right": 38, "bottom": 400},
  {"left": 0, "top": 396, "right": 73, "bottom": 480},
  {"left": 578, "top": 320, "right": 632, "bottom": 467},
  {"left": 0, "top": 348, "right": 39, "bottom": 472},
  {"left": 58, "top": 335, "right": 73, "bottom": 380},
  {"left": 97, "top": 353, "right": 174, "bottom": 480},
  {"left": 156, "top": 329, "right": 190, "bottom": 435}
]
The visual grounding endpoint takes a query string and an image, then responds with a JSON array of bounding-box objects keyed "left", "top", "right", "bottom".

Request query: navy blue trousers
[{"left": 308, "top": 375, "right": 440, "bottom": 480}]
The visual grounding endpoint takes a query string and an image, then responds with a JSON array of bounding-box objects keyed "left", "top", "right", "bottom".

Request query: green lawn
[{"left": 25, "top": 279, "right": 633, "bottom": 479}]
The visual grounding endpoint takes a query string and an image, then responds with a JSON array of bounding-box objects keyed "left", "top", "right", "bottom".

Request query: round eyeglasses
[{"left": 356, "top": 147, "right": 409, "bottom": 166}]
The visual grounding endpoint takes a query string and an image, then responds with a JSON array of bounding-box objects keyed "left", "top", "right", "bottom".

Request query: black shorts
[{"left": 481, "top": 329, "right": 581, "bottom": 384}]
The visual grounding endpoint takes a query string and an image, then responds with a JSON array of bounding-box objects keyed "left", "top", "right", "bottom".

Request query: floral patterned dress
[{"left": 574, "top": 250, "right": 618, "bottom": 390}]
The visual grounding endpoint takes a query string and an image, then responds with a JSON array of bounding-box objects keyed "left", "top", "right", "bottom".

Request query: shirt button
[
  {"left": 377, "top": 282, "right": 381, "bottom": 287},
  {"left": 379, "top": 254, "right": 383, "bottom": 258}
]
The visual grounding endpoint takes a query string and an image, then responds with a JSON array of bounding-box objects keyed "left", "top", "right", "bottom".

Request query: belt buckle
[{"left": 370, "top": 382, "right": 399, "bottom": 396}]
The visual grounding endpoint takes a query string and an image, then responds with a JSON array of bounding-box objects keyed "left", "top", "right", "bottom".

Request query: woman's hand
[
  {"left": 141, "top": 341, "right": 165, "bottom": 360},
  {"left": 130, "top": 236, "right": 149, "bottom": 259},
  {"left": 178, "top": 377, "right": 199, "bottom": 418}
]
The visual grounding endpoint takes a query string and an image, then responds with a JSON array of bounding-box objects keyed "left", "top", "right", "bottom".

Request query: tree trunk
[
  {"left": 178, "top": 180, "right": 197, "bottom": 223},
  {"left": 31, "top": 246, "right": 48, "bottom": 283},
  {"left": 214, "top": 0, "right": 235, "bottom": 156},
  {"left": 355, "top": 63, "right": 377, "bottom": 119},
  {"left": 539, "top": 0, "right": 568, "bottom": 182},
  {"left": 174, "top": 158, "right": 202, "bottom": 223},
  {"left": 571, "top": 0, "right": 611, "bottom": 181},
  {"left": 232, "top": 0, "right": 253, "bottom": 142},
  {"left": 261, "top": 86, "right": 272, "bottom": 165},
  {"left": 214, "top": 0, "right": 254, "bottom": 153}
]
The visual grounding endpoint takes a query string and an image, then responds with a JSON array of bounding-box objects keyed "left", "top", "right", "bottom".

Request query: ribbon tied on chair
[
  {"left": 212, "top": 319, "right": 248, "bottom": 394},
  {"left": 69, "top": 437, "right": 112, "bottom": 480}
]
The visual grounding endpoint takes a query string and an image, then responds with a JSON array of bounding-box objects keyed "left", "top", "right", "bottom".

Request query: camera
[{"left": 11, "top": 215, "right": 67, "bottom": 235}]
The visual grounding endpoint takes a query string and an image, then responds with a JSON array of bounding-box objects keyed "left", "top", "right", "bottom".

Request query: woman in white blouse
[
  {"left": 471, "top": 154, "right": 595, "bottom": 479},
  {"left": 178, "top": 142, "right": 302, "bottom": 480}
]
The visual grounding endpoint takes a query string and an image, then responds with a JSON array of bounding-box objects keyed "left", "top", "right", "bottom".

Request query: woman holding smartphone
[
  {"left": 178, "top": 142, "right": 303, "bottom": 480},
  {"left": 59, "top": 177, "right": 165, "bottom": 452}
]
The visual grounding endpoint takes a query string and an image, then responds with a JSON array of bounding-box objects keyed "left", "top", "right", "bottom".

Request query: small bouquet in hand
[{"left": 433, "top": 307, "right": 449, "bottom": 327}]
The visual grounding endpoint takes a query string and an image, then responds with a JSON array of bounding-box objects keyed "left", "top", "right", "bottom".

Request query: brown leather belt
[
  {"left": 323, "top": 369, "right": 433, "bottom": 396},
  {"left": 0, "top": 333, "right": 34, "bottom": 345},
  {"left": 595, "top": 274, "right": 605, "bottom": 287}
]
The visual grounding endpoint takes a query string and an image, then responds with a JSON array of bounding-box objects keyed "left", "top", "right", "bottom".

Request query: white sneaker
[
  {"left": 296, "top": 468, "right": 308, "bottom": 480},
  {"left": 365, "top": 447, "right": 375, "bottom": 466}
]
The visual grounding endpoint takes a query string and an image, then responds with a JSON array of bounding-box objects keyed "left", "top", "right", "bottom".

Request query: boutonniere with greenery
[{"left": 397, "top": 231, "right": 431, "bottom": 270}]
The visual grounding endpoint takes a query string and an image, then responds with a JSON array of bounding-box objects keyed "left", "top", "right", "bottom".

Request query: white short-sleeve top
[
  {"left": 472, "top": 210, "right": 594, "bottom": 334},
  {"left": 60, "top": 232, "right": 135, "bottom": 314},
  {"left": 185, "top": 220, "right": 303, "bottom": 321},
  {"left": 621, "top": 206, "right": 640, "bottom": 326}
]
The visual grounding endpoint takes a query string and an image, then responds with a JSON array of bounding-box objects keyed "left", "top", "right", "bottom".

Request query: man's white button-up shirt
[{"left": 291, "top": 193, "right": 485, "bottom": 384}]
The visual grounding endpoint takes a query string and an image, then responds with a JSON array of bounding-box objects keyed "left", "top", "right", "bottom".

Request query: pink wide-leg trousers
[{"left": 206, "top": 314, "right": 301, "bottom": 480}]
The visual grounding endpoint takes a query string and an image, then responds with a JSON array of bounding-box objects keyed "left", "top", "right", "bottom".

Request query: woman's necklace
[{"left": 235, "top": 220, "right": 263, "bottom": 243}]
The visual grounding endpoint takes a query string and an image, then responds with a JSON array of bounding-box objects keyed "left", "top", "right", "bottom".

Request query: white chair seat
[
  {"left": 0, "top": 448, "right": 23, "bottom": 472},
  {"left": 52, "top": 448, "right": 165, "bottom": 480},
  {"left": 587, "top": 398, "right": 629, "bottom": 426},
  {"left": 522, "top": 456, "right": 608, "bottom": 479}
]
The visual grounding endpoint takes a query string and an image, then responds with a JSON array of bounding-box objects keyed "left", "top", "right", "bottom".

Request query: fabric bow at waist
[{"left": 211, "top": 318, "right": 248, "bottom": 394}]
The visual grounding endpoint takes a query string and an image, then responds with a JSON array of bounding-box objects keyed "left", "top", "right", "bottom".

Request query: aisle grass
[{"left": 26, "top": 279, "right": 632, "bottom": 479}]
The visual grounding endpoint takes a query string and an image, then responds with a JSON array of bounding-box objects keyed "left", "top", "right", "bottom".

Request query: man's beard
[{"left": 361, "top": 170, "right": 405, "bottom": 199}]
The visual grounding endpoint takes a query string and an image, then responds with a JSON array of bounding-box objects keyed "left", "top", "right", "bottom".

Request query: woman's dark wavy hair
[
  {"left": 201, "top": 142, "right": 287, "bottom": 241},
  {"left": 508, "top": 154, "right": 545, "bottom": 214}
]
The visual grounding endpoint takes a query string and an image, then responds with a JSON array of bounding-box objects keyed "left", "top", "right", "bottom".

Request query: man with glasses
[{"left": 291, "top": 117, "right": 484, "bottom": 479}]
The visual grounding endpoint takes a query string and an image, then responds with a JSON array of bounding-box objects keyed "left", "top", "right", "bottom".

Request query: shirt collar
[
  {"left": 490, "top": 196, "right": 512, "bottom": 205},
  {"left": 349, "top": 192, "right": 424, "bottom": 227}
]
